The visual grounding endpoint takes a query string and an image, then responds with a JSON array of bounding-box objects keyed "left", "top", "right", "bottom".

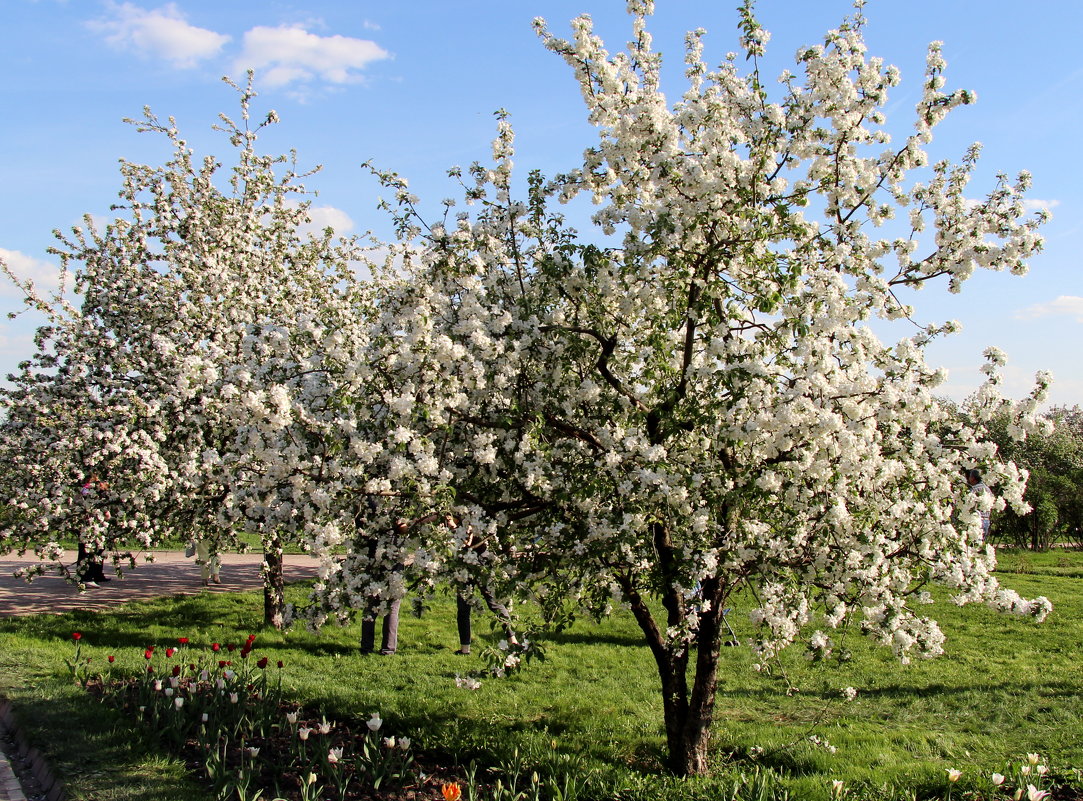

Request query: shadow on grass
[
  {"left": 712, "top": 677, "right": 1082, "bottom": 706},
  {"left": 0, "top": 585, "right": 313, "bottom": 652},
  {"left": 7, "top": 686, "right": 210, "bottom": 801},
  {"left": 548, "top": 629, "right": 644, "bottom": 648},
  {"left": 848, "top": 679, "right": 1082, "bottom": 702}
]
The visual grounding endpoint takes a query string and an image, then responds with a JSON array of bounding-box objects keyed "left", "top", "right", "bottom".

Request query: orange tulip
[{"left": 441, "top": 782, "right": 462, "bottom": 801}]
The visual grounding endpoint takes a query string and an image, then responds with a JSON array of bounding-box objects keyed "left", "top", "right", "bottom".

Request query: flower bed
[{"left": 80, "top": 632, "right": 459, "bottom": 800}]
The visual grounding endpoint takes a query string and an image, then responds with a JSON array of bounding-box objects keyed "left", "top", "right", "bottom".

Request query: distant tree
[
  {"left": 979, "top": 405, "right": 1083, "bottom": 550},
  {"left": 0, "top": 80, "right": 368, "bottom": 626}
]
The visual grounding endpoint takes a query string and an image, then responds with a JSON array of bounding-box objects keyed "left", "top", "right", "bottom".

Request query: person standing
[
  {"left": 76, "top": 474, "right": 110, "bottom": 587},
  {"left": 360, "top": 594, "right": 403, "bottom": 656},
  {"left": 965, "top": 468, "right": 991, "bottom": 537},
  {"left": 455, "top": 587, "right": 516, "bottom": 655},
  {"left": 358, "top": 503, "right": 405, "bottom": 656},
  {"left": 448, "top": 515, "right": 517, "bottom": 655},
  {"left": 196, "top": 538, "right": 221, "bottom": 586}
]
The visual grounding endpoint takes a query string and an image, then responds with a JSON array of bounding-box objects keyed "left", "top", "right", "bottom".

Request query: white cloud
[
  {"left": 1021, "top": 198, "right": 1060, "bottom": 213},
  {"left": 963, "top": 197, "right": 1059, "bottom": 213},
  {"left": 89, "top": 2, "right": 230, "bottom": 69},
  {"left": 235, "top": 25, "right": 390, "bottom": 89},
  {"left": 1015, "top": 295, "right": 1083, "bottom": 323},
  {"left": 299, "top": 205, "right": 355, "bottom": 237},
  {"left": 0, "top": 249, "right": 64, "bottom": 298}
]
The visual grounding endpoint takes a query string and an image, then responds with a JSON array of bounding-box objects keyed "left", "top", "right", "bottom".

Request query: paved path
[{"left": 0, "top": 550, "right": 320, "bottom": 618}]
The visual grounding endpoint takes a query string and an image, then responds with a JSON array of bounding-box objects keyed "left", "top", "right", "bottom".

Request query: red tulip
[
  {"left": 256, "top": 657, "right": 268, "bottom": 669},
  {"left": 107, "top": 655, "right": 115, "bottom": 663},
  {"left": 177, "top": 637, "right": 189, "bottom": 645},
  {"left": 72, "top": 632, "right": 82, "bottom": 641}
]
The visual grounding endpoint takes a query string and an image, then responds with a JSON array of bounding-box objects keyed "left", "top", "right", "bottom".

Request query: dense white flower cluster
[
  {"left": 0, "top": 80, "right": 411, "bottom": 616},
  {"left": 0, "top": 8, "right": 1053, "bottom": 776},
  {"left": 364, "top": 7, "right": 1048, "bottom": 773}
]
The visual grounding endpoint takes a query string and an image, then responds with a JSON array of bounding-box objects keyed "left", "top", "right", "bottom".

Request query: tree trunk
[
  {"left": 621, "top": 574, "right": 726, "bottom": 777},
  {"left": 651, "top": 615, "right": 724, "bottom": 776},
  {"left": 262, "top": 533, "right": 285, "bottom": 629},
  {"left": 682, "top": 577, "right": 726, "bottom": 775}
]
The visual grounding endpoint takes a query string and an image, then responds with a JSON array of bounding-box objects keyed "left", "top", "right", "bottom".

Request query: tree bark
[
  {"left": 683, "top": 576, "right": 726, "bottom": 775},
  {"left": 262, "top": 533, "right": 285, "bottom": 629},
  {"left": 620, "top": 572, "right": 725, "bottom": 776}
]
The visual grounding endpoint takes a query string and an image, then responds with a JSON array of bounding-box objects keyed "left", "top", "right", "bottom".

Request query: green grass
[
  {"left": 993, "top": 547, "right": 1083, "bottom": 578},
  {"left": 1, "top": 555, "right": 1082, "bottom": 801}
]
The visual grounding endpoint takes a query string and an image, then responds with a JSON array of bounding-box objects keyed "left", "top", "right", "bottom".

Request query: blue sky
[{"left": 2, "top": 1, "right": 1080, "bottom": 409}]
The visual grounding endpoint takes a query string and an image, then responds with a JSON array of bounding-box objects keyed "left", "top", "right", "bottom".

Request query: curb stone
[
  {"left": 0, "top": 698, "right": 65, "bottom": 801},
  {"left": 0, "top": 753, "right": 25, "bottom": 801}
]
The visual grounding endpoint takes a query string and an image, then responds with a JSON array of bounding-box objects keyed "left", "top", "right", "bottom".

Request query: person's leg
[
  {"left": 379, "top": 597, "right": 402, "bottom": 655},
  {"left": 480, "top": 585, "right": 517, "bottom": 645},
  {"left": 90, "top": 548, "right": 109, "bottom": 581},
  {"left": 360, "top": 597, "right": 381, "bottom": 653},
  {"left": 456, "top": 593, "right": 472, "bottom": 654},
  {"left": 76, "top": 541, "right": 97, "bottom": 585},
  {"left": 94, "top": 547, "right": 109, "bottom": 581},
  {"left": 196, "top": 540, "right": 211, "bottom": 585},
  {"left": 360, "top": 615, "right": 376, "bottom": 653},
  {"left": 210, "top": 551, "right": 221, "bottom": 583},
  {"left": 81, "top": 542, "right": 107, "bottom": 582}
]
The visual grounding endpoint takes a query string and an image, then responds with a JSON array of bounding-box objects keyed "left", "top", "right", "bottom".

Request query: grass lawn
[{"left": 0, "top": 550, "right": 1080, "bottom": 800}]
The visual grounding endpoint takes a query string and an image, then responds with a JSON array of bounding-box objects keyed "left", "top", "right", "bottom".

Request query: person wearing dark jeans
[
  {"left": 360, "top": 597, "right": 402, "bottom": 655},
  {"left": 455, "top": 587, "right": 516, "bottom": 655}
]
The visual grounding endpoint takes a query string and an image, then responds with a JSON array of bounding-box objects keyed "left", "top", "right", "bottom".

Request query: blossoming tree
[
  {"left": 306, "top": 1, "right": 1054, "bottom": 775},
  {"left": 0, "top": 80, "right": 373, "bottom": 626}
]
